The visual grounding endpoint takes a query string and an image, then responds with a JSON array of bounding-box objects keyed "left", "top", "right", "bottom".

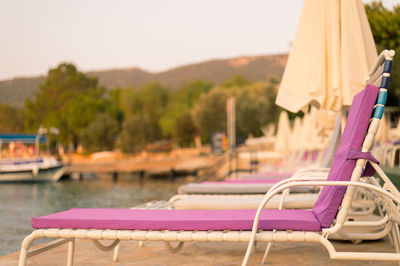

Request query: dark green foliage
[
  {"left": 365, "top": 2, "right": 400, "bottom": 50},
  {"left": 0, "top": 60, "right": 282, "bottom": 151},
  {"left": 388, "top": 49, "right": 400, "bottom": 104},
  {"left": 0, "top": 105, "right": 24, "bottom": 133},
  {"left": 365, "top": 1, "right": 400, "bottom": 102},
  {"left": 159, "top": 81, "right": 212, "bottom": 144},
  {"left": 175, "top": 113, "right": 197, "bottom": 146},
  {"left": 235, "top": 84, "right": 278, "bottom": 136},
  {"left": 178, "top": 81, "right": 213, "bottom": 108},
  {"left": 119, "top": 83, "right": 170, "bottom": 142},
  {"left": 80, "top": 113, "right": 118, "bottom": 153},
  {"left": 120, "top": 115, "right": 153, "bottom": 152},
  {"left": 221, "top": 75, "right": 253, "bottom": 88},
  {"left": 24, "top": 63, "right": 106, "bottom": 146},
  {"left": 105, "top": 88, "right": 124, "bottom": 129},
  {"left": 192, "top": 87, "right": 229, "bottom": 135},
  {"left": 192, "top": 77, "right": 279, "bottom": 138}
]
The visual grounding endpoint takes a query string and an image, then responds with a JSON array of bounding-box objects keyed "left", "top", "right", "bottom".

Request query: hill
[{"left": 0, "top": 54, "right": 287, "bottom": 107}]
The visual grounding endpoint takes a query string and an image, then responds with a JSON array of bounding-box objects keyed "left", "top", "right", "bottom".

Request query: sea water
[{"left": 0, "top": 175, "right": 184, "bottom": 256}]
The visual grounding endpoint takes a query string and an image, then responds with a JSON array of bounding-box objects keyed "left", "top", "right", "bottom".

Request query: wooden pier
[{"left": 64, "top": 155, "right": 221, "bottom": 179}]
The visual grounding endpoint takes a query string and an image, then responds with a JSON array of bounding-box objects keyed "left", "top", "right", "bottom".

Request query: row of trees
[
  {"left": 0, "top": 63, "right": 279, "bottom": 153},
  {"left": 365, "top": 1, "right": 400, "bottom": 104},
  {"left": 0, "top": 1, "right": 398, "bottom": 154}
]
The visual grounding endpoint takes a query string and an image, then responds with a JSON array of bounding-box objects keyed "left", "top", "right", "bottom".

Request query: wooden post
[{"left": 112, "top": 172, "right": 118, "bottom": 182}]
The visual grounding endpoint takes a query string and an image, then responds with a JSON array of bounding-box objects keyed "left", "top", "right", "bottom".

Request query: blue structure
[{"left": 0, "top": 134, "right": 47, "bottom": 144}]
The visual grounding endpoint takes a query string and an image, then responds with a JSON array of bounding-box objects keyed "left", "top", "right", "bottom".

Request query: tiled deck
[{"left": 1, "top": 237, "right": 398, "bottom": 265}]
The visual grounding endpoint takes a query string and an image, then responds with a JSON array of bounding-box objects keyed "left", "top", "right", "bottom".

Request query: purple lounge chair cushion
[
  {"left": 312, "top": 84, "right": 379, "bottom": 228},
  {"left": 32, "top": 208, "right": 321, "bottom": 231}
]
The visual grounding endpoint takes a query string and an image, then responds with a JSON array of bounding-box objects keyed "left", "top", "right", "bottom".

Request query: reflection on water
[{"left": 0, "top": 174, "right": 185, "bottom": 256}]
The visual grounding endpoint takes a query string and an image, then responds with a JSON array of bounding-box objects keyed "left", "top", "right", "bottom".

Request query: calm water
[{"left": 0, "top": 174, "right": 185, "bottom": 256}]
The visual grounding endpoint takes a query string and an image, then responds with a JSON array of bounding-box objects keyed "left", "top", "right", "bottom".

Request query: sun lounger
[
  {"left": 176, "top": 116, "right": 342, "bottom": 195},
  {"left": 239, "top": 114, "right": 342, "bottom": 180},
  {"left": 251, "top": 111, "right": 341, "bottom": 177},
  {"left": 172, "top": 193, "right": 320, "bottom": 209},
  {"left": 177, "top": 181, "right": 318, "bottom": 194},
  {"left": 19, "top": 50, "right": 400, "bottom": 266},
  {"left": 170, "top": 191, "right": 375, "bottom": 211}
]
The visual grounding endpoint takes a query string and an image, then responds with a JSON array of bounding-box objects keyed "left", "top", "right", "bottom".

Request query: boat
[{"left": 0, "top": 134, "right": 66, "bottom": 182}]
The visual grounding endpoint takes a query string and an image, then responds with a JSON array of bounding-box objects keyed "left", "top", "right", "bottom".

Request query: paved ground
[{"left": 1, "top": 237, "right": 398, "bottom": 265}]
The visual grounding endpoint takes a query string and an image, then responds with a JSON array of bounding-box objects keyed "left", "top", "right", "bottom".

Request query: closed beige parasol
[{"left": 276, "top": 0, "right": 377, "bottom": 113}]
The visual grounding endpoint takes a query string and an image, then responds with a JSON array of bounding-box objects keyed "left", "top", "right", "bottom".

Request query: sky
[{"left": 0, "top": 0, "right": 398, "bottom": 80}]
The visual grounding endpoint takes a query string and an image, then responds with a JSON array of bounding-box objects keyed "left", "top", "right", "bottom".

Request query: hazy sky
[{"left": 0, "top": 0, "right": 398, "bottom": 80}]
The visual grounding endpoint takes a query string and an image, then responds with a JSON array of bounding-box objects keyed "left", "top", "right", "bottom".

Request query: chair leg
[
  {"left": 253, "top": 241, "right": 257, "bottom": 253},
  {"left": 391, "top": 224, "right": 400, "bottom": 266},
  {"left": 19, "top": 233, "right": 36, "bottom": 266},
  {"left": 261, "top": 228, "right": 276, "bottom": 262},
  {"left": 389, "top": 230, "right": 395, "bottom": 246},
  {"left": 67, "top": 239, "right": 75, "bottom": 266},
  {"left": 261, "top": 242, "right": 273, "bottom": 264},
  {"left": 138, "top": 241, "right": 144, "bottom": 247},
  {"left": 164, "top": 241, "right": 184, "bottom": 254},
  {"left": 113, "top": 242, "right": 120, "bottom": 262},
  {"left": 18, "top": 248, "right": 28, "bottom": 266}
]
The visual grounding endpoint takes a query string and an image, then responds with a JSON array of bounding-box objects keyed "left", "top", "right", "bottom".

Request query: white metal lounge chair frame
[
  {"left": 18, "top": 50, "right": 399, "bottom": 266},
  {"left": 169, "top": 186, "right": 376, "bottom": 214},
  {"left": 374, "top": 143, "right": 400, "bottom": 168},
  {"left": 242, "top": 49, "right": 400, "bottom": 264}
]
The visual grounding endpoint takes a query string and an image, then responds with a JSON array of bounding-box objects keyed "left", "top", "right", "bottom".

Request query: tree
[
  {"left": 159, "top": 101, "right": 189, "bottom": 138},
  {"left": 221, "top": 75, "right": 253, "bottom": 88},
  {"left": 159, "top": 81, "right": 212, "bottom": 144},
  {"left": 119, "top": 115, "right": 153, "bottom": 152},
  {"left": 105, "top": 88, "right": 124, "bottom": 130},
  {"left": 25, "top": 63, "right": 106, "bottom": 147},
  {"left": 0, "top": 105, "right": 24, "bottom": 133},
  {"left": 119, "top": 83, "right": 170, "bottom": 141},
  {"left": 191, "top": 87, "right": 229, "bottom": 136},
  {"left": 80, "top": 113, "right": 118, "bottom": 152},
  {"left": 365, "top": 1, "right": 400, "bottom": 102},
  {"left": 235, "top": 84, "right": 278, "bottom": 136},
  {"left": 178, "top": 81, "right": 213, "bottom": 108},
  {"left": 192, "top": 81, "right": 279, "bottom": 139},
  {"left": 175, "top": 113, "right": 197, "bottom": 146},
  {"left": 365, "top": 2, "right": 400, "bottom": 50}
]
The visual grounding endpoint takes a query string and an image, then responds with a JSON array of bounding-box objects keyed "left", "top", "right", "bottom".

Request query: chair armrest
[
  {"left": 267, "top": 180, "right": 400, "bottom": 209},
  {"left": 168, "top": 194, "right": 188, "bottom": 202},
  {"left": 294, "top": 167, "right": 330, "bottom": 174},
  {"left": 267, "top": 175, "right": 326, "bottom": 198},
  {"left": 247, "top": 179, "right": 400, "bottom": 248}
]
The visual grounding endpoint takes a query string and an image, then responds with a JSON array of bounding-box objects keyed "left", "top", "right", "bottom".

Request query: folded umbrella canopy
[
  {"left": 274, "top": 111, "right": 292, "bottom": 154},
  {"left": 276, "top": 0, "right": 377, "bottom": 112},
  {"left": 289, "top": 116, "right": 302, "bottom": 152}
]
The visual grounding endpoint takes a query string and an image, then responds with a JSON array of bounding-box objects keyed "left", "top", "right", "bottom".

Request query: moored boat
[{"left": 0, "top": 134, "right": 66, "bottom": 182}]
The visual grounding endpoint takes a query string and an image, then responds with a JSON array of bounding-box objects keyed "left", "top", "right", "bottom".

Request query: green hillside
[
  {"left": 0, "top": 54, "right": 287, "bottom": 107},
  {"left": 0, "top": 77, "right": 45, "bottom": 107}
]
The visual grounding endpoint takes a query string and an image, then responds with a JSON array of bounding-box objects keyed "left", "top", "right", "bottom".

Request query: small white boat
[
  {"left": 0, "top": 134, "right": 66, "bottom": 182},
  {"left": 0, "top": 156, "right": 66, "bottom": 182}
]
